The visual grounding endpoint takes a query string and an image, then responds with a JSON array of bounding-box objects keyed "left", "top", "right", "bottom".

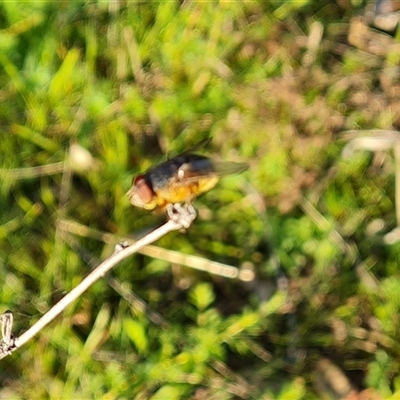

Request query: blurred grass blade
[{"left": 12, "top": 124, "right": 58, "bottom": 153}]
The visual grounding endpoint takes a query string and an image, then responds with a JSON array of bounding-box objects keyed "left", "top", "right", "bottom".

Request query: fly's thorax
[{"left": 148, "top": 154, "right": 214, "bottom": 191}]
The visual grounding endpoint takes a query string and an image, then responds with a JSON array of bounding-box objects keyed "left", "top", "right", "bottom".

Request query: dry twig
[
  {"left": 57, "top": 219, "right": 255, "bottom": 282},
  {"left": 0, "top": 218, "right": 188, "bottom": 360}
]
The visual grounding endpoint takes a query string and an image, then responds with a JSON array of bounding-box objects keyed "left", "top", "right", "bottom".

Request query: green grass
[{"left": 1, "top": 1, "right": 400, "bottom": 398}]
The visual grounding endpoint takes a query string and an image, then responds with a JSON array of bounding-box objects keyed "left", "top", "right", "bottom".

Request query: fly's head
[{"left": 127, "top": 175, "right": 157, "bottom": 210}]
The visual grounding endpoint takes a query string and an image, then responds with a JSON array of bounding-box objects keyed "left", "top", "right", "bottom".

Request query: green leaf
[
  {"left": 149, "top": 385, "right": 186, "bottom": 400},
  {"left": 188, "top": 282, "right": 215, "bottom": 311},
  {"left": 123, "top": 318, "right": 149, "bottom": 355}
]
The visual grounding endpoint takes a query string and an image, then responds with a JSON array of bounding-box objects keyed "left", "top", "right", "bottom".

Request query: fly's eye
[
  {"left": 133, "top": 174, "right": 144, "bottom": 185},
  {"left": 133, "top": 176, "right": 153, "bottom": 203}
]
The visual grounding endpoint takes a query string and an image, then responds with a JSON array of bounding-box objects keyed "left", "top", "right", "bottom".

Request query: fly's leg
[{"left": 166, "top": 203, "right": 197, "bottom": 229}]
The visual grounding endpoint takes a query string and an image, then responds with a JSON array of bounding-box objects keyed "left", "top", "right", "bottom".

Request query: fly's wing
[
  {"left": 165, "top": 158, "right": 248, "bottom": 192},
  {"left": 211, "top": 160, "right": 249, "bottom": 177},
  {"left": 181, "top": 137, "right": 212, "bottom": 154},
  {"left": 167, "top": 137, "right": 212, "bottom": 160},
  {"left": 170, "top": 156, "right": 216, "bottom": 185},
  {"left": 168, "top": 158, "right": 248, "bottom": 185}
]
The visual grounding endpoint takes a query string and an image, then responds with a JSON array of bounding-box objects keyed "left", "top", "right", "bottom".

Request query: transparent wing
[
  {"left": 167, "top": 137, "right": 212, "bottom": 160},
  {"left": 211, "top": 160, "right": 249, "bottom": 177},
  {"left": 181, "top": 137, "right": 212, "bottom": 155},
  {"left": 167, "top": 160, "right": 248, "bottom": 186}
]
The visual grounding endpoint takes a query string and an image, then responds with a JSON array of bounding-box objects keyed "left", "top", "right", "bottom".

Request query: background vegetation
[{"left": 1, "top": 1, "right": 400, "bottom": 398}]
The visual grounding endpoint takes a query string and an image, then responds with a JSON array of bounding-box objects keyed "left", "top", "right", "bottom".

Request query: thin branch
[
  {"left": 0, "top": 311, "right": 14, "bottom": 356},
  {"left": 299, "top": 197, "right": 355, "bottom": 257},
  {"left": 62, "top": 231, "right": 166, "bottom": 327},
  {"left": 0, "top": 162, "right": 65, "bottom": 179},
  {"left": 395, "top": 141, "right": 400, "bottom": 227},
  {"left": 0, "top": 219, "right": 183, "bottom": 360},
  {"left": 57, "top": 219, "right": 255, "bottom": 282},
  {"left": 340, "top": 131, "right": 400, "bottom": 243}
]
